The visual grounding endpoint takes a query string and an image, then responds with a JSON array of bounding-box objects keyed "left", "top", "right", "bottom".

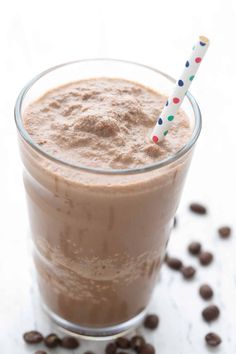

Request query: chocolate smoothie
[{"left": 19, "top": 76, "right": 193, "bottom": 332}]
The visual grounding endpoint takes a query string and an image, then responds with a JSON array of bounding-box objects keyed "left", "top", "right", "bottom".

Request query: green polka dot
[
  {"left": 189, "top": 75, "right": 194, "bottom": 81},
  {"left": 192, "top": 45, "right": 195, "bottom": 50},
  {"left": 164, "top": 130, "right": 168, "bottom": 136},
  {"left": 167, "top": 115, "right": 174, "bottom": 121}
]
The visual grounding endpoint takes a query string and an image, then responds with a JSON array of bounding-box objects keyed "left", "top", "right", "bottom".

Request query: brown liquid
[
  {"left": 21, "top": 78, "right": 192, "bottom": 328},
  {"left": 23, "top": 78, "right": 191, "bottom": 169}
]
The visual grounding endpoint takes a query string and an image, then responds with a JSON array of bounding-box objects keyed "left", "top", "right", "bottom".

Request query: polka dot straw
[{"left": 151, "top": 35, "right": 209, "bottom": 144}]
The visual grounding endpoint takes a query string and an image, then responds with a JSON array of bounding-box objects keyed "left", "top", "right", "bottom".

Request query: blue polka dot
[
  {"left": 200, "top": 41, "right": 206, "bottom": 46},
  {"left": 158, "top": 118, "right": 163, "bottom": 125},
  {"left": 178, "top": 79, "right": 184, "bottom": 87},
  {"left": 185, "top": 61, "right": 189, "bottom": 68},
  {"left": 165, "top": 100, "right": 169, "bottom": 106}
]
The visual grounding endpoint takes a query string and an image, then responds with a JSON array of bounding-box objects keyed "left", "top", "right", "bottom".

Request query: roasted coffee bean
[
  {"left": 140, "top": 343, "right": 155, "bottom": 354},
  {"left": 199, "top": 284, "right": 213, "bottom": 300},
  {"left": 202, "top": 305, "right": 220, "bottom": 322},
  {"left": 143, "top": 314, "right": 159, "bottom": 329},
  {"left": 205, "top": 332, "right": 222, "bottom": 347},
  {"left": 199, "top": 251, "right": 213, "bottom": 266},
  {"left": 23, "top": 331, "right": 43, "bottom": 344},
  {"left": 181, "top": 266, "right": 196, "bottom": 279},
  {"left": 44, "top": 333, "right": 61, "bottom": 348},
  {"left": 105, "top": 342, "right": 117, "bottom": 354},
  {"left": 60, "top": 336, "right": 80, "bottom": 349},
  {"left": 188, "top": 241, "right": 202, "bottom": 255},
  {"left": 116, "top": 337, "right": 130, "bottom": 349},
  {"left": 218, "top": 226, "right": 231, "bottom": 239},
  {"left": 35, "top": 351, "right": 47, "bottom": 354},
  {"left": 166, "top": 257, "right": 182, "bottom": 270},
  {"left": 189, "top": 203, "right": 207, "bottom": 215},
  {"left": 130, "top": 335, "right": 145, "bottom": 353}
]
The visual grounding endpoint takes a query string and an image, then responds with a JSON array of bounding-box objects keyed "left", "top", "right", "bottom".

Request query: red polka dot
[
  {"left": 195, "top": 57, "right": 202, "bottom": 63},
  {"left": 173, "top": 97, "right": 180, "bottom": 104},
  {"left": 152, "top": 135, "right": 158, "bottom": 143}
]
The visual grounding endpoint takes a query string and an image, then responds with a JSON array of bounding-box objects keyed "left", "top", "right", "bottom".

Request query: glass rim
[{"left": 14, "top": 58, "right": 202, "bottom": 175}]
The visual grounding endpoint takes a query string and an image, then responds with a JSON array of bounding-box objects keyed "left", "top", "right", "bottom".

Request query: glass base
[{"left": 43, "top": 304, "right": 146, "bottom": 340}]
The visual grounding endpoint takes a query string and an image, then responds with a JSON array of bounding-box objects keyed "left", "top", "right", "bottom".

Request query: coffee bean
[
  {"left": 140, "top": 343, "right": 155, "bottom": 354},
  {"left": 189, "top": 203, "right": 207, "bottom": 215},
  {"left": 202, "top": 305, "right": 220, "bottom": 322},
  {"left": 105, "top": 342, "right": 117, "bottom": 354},
  {"left": 181, "top": 266, "right": 196, "bottom": 279},
  {"left": 166, "top": 257, "right": 182, "bottom": 270},
  {"left": 199, "top": 251, "right": 213, "bottom": 266},
  {"left": 35, "top": 351, "right": 47, "bottom": 354},
  {"left": 205, "top": 332, "right": 222, "bottom": 347},
  {"left": 44, "top": 333, "right": 61, "bottom": 348},
  {"left": 116, "top": 337, "right": 130, "bottom": 349},
  {"left": 188, "top": 241, "right": 202, "bottom": 255},
  {"left": 130, "top": 335, "right": 145, "bottom": 353},
  {"left": 60, "top": 336, "right": 80, "bottom": 349},
  {"left": 218, "top": 226, "right": 231, "bottom": 239},
  {"left": 143, "top": 314, "right": 159, "bottom": 329},
  {"left": 199, "top": 284, "right": 213, "bottom": 300},
  {"left": 23, "top": 331, "right": 43, "bottom": 344}
]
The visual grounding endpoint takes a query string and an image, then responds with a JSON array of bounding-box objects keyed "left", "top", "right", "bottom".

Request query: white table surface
[{"left": 0, "top": 0, "right": 236, "bottom": 352}]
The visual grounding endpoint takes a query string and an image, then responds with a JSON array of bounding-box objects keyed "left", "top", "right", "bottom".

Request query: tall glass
[{"left": 14, "top": 59, "right": 201, "bottom": 338}]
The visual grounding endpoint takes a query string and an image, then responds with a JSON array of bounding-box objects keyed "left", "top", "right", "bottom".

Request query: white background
[{"left": 0, "top": 0, "right": 236, "bottom": 353}]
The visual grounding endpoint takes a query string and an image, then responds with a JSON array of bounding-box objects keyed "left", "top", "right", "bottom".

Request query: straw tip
[{"left": 199, "top": 35, "right": 210, "bottom": 45}]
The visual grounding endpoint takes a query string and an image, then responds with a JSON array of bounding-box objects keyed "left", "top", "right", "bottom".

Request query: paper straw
[{"left": 151, "top": 35, "right": 209, "bottom": 143}]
